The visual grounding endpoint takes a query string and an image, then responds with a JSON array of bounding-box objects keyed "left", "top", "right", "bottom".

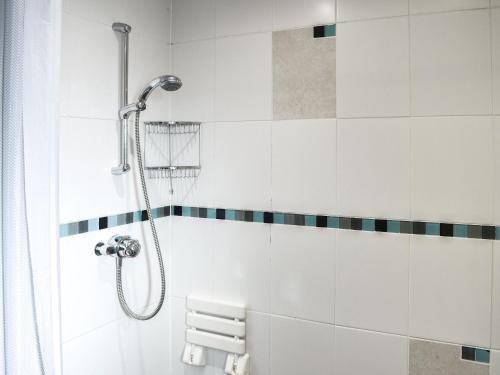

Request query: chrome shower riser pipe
[{"left": 112, "top": 22, "right": 132, "bottom": 175}]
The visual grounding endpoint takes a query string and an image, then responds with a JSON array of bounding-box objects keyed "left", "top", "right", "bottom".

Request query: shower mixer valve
[{"left": 95, "top": 235, "right": 141, "bottom": 258}]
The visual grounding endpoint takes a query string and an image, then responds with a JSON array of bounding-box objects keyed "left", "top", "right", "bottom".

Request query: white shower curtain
[{"left": 2, "top": 0, "right": 62, "bottom": 374}]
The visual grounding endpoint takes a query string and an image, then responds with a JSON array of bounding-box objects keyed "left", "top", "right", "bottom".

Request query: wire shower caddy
[{"left": 144, "top": 121, "right": 201, "bottom": 192}]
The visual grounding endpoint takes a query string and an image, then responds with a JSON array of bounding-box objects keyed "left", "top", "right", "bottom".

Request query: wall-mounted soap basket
[{"left": 144, "top": 121, "right": 201, "bottom": 193}]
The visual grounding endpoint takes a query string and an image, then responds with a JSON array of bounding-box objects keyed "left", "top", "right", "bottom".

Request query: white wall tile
[
  {"left": 270, "top": 316, "right": 335, "bottom": 375},
  {"left": 271, "top": 119, "right": 336, "bottom": 215},
  {"left": 272, "top": 0, "right": 335, "bottom": 30},
  {"left": 172, "top": 0, "right": 215, "bottom": 43},
  {"left": 336, "top": 231, "right": 409, "bottom": 335},
  {"left": 493, "top": 8, "right": 500, "bottom": 114},
  {"left": 336, "top": 17, "right": 410, "bottom": 118},
  {"left": 493, "top": 243, "right": 500, "bottom": 349},
  {"left": 270, "top": 225, "right": 335, "bottom": 323},
  {"left": 65, "top": 0, "right": 124, "bottom": 27},
  {"left": 411, "top": 116, "right": 493, "bottom": 224},
  {"left": 172, "top": 40, "right": 215, "bottom": 122},
  {"left": 63, "top": 309, "right": 170, "bottom": 375},
  {"left": 172, "top": 123, "right": 215, "bottom": 208},
  {"left": 410, "top": 10, "right": 492, "bottom": 116},
  {"left": 334, "top": 327, "right": 408, "bottom": 375},
  {"left": 246, "top": 312, "right": 271, "bottom": 375},
  {"left": 216, "top": 0, "right": 272, "bottom": 37},
  {"left": 337, "top": 0, "right": 408, "bottom": 22},
  {"left": 128, "top": 34, "right": 171, "bottom": 122},
  {"left": 59, "top": 117, "right": 131, "bottom": 222},
  {"left": 215, "top": 33, "right": 272, "bottom": 121},
  {"left": 494, "top": 0, "right": 500, "bottom": 8},
  {"left": 123, "top": 0, "right": 171, "bottom": 42},
  {"left": 495, "top": 118, "right": 500, "bottom": 225},
  {"left": 337, "top": 118, "right": 410, "bottom": 219},
  {"left": 60, "top": 15, "right": 119, "bottom": 119},
  {"left": 409, "top": 236, "right": 492, "bottom": 347},
  {"left": 491, "top": 351, "right": 500, "bottom": 375},
  {"left": 410, "top": 0, "right": 489, "bottom": 14},
  {"left": 212, "top": 122, "right": 271, "bottom": 211},
  {"left": 60, "top": 220, "right": 170, "bottom": 342},
  {"left": 171, "top": 217, "right": 213, "bottom": 299},
  {"left": 212, "top": 221, "right": 271, "bottom": 312}
]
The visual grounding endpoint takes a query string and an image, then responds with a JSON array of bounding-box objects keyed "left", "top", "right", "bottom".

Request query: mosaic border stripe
[
  {"left": 172, "top": 206, "right": 499, "bottom": 241},
  {"left": 461, "top": 346, "right": 491, "bottom": 364},
  {"left": 59, "top": 206, "right": 170, "bottom": 237},
  {"left": 60, "top": 204, "right": 500, "bottom": 240}
]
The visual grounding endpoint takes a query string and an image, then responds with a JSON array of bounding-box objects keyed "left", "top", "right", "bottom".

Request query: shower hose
[{"left": 115, "top": 110, "right": 166, "bottom": 320}]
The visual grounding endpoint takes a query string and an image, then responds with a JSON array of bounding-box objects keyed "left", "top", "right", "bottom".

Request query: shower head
[{"left": 138, "top": 75, "right": 182, "bottom": 104}]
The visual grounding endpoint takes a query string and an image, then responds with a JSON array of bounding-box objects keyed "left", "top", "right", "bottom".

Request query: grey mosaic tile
[
  {"left": 410, "top": 339, "right": 489, "bottom": 375},
  {"left": 273, "top": 27, "right": 336, "bottom": 120}
]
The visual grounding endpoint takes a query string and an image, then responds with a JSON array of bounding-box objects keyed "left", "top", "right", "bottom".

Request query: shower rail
[{"left": 111, "top": 22, "right": 132, "bottom": 175}]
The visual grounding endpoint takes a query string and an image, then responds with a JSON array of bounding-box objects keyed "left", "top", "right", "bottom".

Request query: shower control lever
[{"left": 95, "top": 235, "right": 141, "bottom": 258}]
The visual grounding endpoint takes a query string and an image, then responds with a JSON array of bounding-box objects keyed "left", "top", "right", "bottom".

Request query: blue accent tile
[
  {"left": 475, "top": 349, "right": 490, "bottom": 364},
  {"left": 325, "top": 24, "right": 336, "bottom": 37},
  {"left": 454, "top": 224, "right": 468, "bottom": 238},
  {"left": 88, "top": 218, "right": 99, "bottom": 232},
  {"left": 426, "top": 222, "right": 440, "bottom": 236},
  {"left": 59, "top": 224, "right": 69, "bottom": 237},
  {"left": 362, "top": 218, "right": 375, "bottom": 232},
  {"left": 108, "top": 215, "right": 118, "bottom": 228},
  {"left": 274, "top": 213, "right": 285, "bottom": 224},
  {"left": 226, "top": 209, "right": 236, "bottom": 221},
  {"left": 327, "top": 216, "right": 339, "bottom": 228},
  {"left": 253, "top": 211, "right": 264, "bottom": 223},
  {"left": 207, "top": 208, "right": 216, "bottom": 219},
  {"left": 496, "top": 227, "right": 500, "bottom": 240},
  {"left": 182, "top": 206, "right": 191, "bottom": 217},
  {"left": 387, "top": 220, "right": 400, "bottom": 233},
  {"left": 133, "top": 211, "right": 142, "bottom": 222},
  {"left": 305, "top": 215, "right": 316, "bottom": 227}
]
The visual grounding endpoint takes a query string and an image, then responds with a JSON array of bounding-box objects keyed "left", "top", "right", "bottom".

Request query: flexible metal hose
[{"left": 115, "top": 111, "right": 166, "bottom": 320}]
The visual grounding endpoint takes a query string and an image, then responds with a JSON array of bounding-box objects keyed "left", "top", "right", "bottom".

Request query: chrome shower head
[{"left": 138, "top": 75, "right": 182, "bottom": 104}]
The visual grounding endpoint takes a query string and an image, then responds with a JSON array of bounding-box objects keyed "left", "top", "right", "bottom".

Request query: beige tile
[
  {"left": 273, "top": 28, "right": 335, "bottom": 120},
  {"left": 409, "top": 340, "right": 488, "bottom": 375}
]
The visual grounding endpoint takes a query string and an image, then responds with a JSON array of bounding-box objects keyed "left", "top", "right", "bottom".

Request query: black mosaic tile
[
  {"left": 482, "top": 226, "right": 495, "bottom": 240},
  {"left": 173, "top": 206, "right": 182, "bottom": 216},
  {"left": 216, "top": 209, "right": 226, "bottom": 220},
  {"left": 413, "top": 222, "right": 426, "bottom": 235},
  {"left": 440, "top": 223, "right": 453, "bottom": 237},
  {"left": 375, "top": 219, "right": 387, "bottom": 232},
  {"left": 141, "top": 210, "right": 148, "bottom": 221},
  {"left": 313, "top": 25, "right": 325, "bottom": 38},
  {"left": 462, "top": 346, "right": 476, "bottom": 361},
  {"left": 263, "top": 212, "right": 274, "bottom": 224},
  {"left": 316, "top": 216, "right": 327, "bottom": 228},
  {"left": 99, "top": 216, "right": 108, "bottom": 230},
  {"left": 351, "top": 218, "right": 362, "bottom": 231}
]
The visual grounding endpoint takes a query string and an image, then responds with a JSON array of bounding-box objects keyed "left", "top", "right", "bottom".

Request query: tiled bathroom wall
[
  {"left": 168, "top": 0, "right": 500, "bottom": 374},
  {"left": 58, "top": 0, "right": 500, "bottom": 374},
  {"left": 58, "top": 0, "right": 173, "bottom": 373}
]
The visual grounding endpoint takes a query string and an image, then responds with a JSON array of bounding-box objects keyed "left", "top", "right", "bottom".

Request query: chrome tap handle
[{"left": 94, "top": 235, "right": 141, "bottom": 258}]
